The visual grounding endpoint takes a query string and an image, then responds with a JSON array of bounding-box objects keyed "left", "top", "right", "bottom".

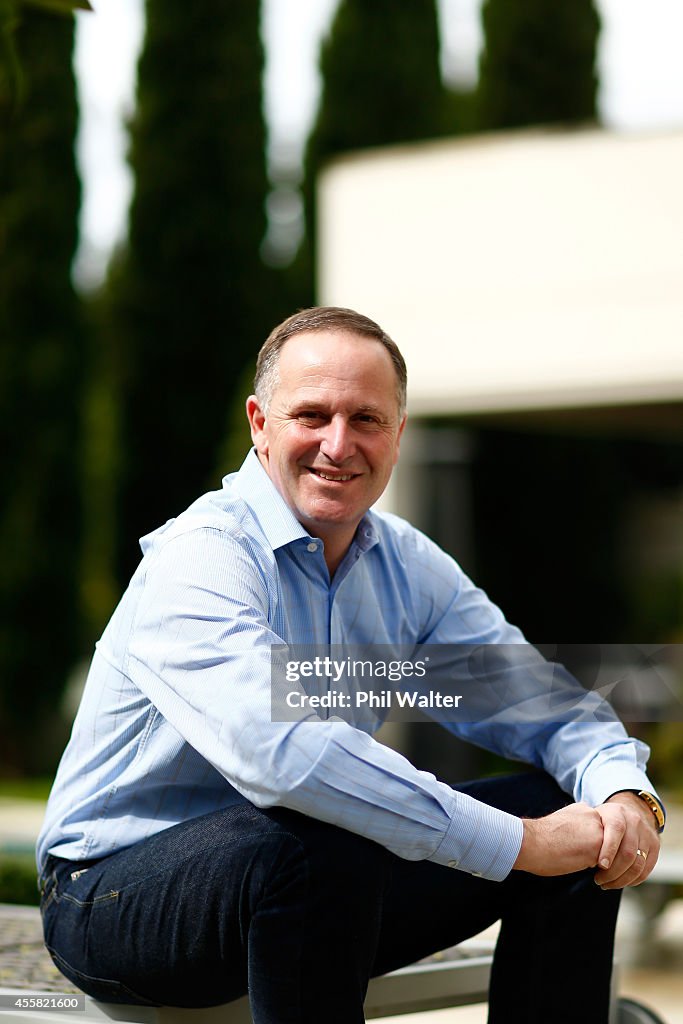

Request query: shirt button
[
  {"left": 447, "top": 860, "right": 458, "bottom": 869},
  {"left": 306, "top": 542, "right": 318, "bottom": 553}
]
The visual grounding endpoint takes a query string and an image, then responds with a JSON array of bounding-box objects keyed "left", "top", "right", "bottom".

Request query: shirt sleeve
[
  {"left": 125, "top": 526, "right": 523, "bottom": 881},
  {"left": 409, "top": 527, "right": 659, "bottom": 811}
]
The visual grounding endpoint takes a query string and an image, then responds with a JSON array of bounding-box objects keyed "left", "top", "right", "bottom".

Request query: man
[{"left": 38, "top": 307, "right": 664, "bottom": 1024}]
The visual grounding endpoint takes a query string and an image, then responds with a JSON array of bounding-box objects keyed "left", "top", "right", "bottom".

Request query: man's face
[{"left": 247, "top": 330, "right": 406, "bottom": 556}]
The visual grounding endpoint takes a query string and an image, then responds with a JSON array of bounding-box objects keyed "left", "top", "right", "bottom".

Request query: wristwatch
[{"left": 636, "top": 791, "right": 666, "bottom": 833}]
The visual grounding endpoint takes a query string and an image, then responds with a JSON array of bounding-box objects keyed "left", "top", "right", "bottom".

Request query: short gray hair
[{"left": 254, "top": 306, "right": 407, "bottom": 416}]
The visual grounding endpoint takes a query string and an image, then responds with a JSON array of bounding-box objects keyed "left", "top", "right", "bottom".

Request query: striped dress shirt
[{"left": 37, "top": 451, "right": 654, "bottom": 882}]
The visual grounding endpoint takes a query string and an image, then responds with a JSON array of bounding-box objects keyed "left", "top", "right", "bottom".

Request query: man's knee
[{"left": 256, "top": 806, "right": 391, "bottom": 898}]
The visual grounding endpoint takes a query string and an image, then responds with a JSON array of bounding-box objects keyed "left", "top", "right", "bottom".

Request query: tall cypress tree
[
  {"left": 477, "top": 0, "right": 600, "bottom": 129},
  {"left": 311, "top": 0, "right": 445, "bottom": 161},
  {"left": 0, "top": 0, "right": 91, "bottom": 108},
  {"left": 296, "top": 0, "right": 446, "bottom": 305},
  {"left": 112, "top": 0, "right": 269, "bottom": 581},
  {"left": 0, "top": 8, "right": 82, "bottom": 772}
]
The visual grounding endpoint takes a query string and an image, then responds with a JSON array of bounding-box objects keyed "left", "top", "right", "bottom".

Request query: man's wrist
[
  {"left": 606, "top": 789, "right": 665, "bottom": 833},
  {"left": 636, "top": 790, "right": 666, "bottom": 832}
]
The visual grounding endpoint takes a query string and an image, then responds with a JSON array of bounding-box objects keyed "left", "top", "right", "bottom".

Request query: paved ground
[
  {"left": 2, "top": 899, "right": 682, "bottom": 1021},
  {"left": 0, "top": 904, "right": 78, "bottom": 994}
]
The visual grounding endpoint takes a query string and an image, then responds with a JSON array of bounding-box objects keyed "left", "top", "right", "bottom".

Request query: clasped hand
[{"left": 513, "top": 790, "right": 660, "bottom": 889}]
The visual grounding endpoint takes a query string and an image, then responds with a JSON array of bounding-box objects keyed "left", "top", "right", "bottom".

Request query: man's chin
[{"left": 296, "top": 500, "right": 365, "bottom": 534}]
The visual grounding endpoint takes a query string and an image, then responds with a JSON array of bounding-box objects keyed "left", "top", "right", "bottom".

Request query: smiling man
[
  {"left": 247, "top": 326, "right": 406, "bottom": 573},
  {"left": 38, "top": 307, "right": 664, "bottom": 1024}
]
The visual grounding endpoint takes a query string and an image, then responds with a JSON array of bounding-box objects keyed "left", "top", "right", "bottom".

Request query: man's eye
[{"left": 297, "top": 411, "right": 323, "bottom": 422}]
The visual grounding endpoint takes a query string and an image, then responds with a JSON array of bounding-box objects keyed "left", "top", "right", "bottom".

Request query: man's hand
[
  {"left": 513, "top": 802, "right": 605, "bottom": 876},
  {"left": 513, "top": 792, "right": 661, "bottom": 889},
  {"left": 593, "top": 791, "right": 660, "bottom": 890}
]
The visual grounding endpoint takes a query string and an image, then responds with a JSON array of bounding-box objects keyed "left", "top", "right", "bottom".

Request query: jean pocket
[
  {"left": 39, "top": 869, "right": 58, "bottom": 912},
  {"left": 46, "top": 946, "right": 160, "bottom": 1007}
]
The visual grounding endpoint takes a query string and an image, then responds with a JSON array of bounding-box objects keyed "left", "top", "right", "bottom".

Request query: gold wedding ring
[{"left": 636, "top": 848, "right": 648, "bottom": 861}]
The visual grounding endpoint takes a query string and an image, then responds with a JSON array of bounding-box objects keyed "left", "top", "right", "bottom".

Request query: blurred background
[{"left": 1, "top": 5, "right": 683, "bottom": 1003}]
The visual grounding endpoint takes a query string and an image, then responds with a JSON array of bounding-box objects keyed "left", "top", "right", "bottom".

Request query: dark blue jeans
[{"left": 39, "top": 773, "right": 621, "bottom": 1023}]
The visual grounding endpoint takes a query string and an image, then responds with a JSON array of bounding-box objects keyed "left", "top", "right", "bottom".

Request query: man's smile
[{"left": 306, "top": 467, "right": 362, "bottom": 483}]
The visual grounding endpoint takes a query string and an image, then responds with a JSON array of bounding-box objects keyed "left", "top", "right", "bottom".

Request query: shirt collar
[{"left": 228, "top": 449, "right": 379, "bottom": 555}]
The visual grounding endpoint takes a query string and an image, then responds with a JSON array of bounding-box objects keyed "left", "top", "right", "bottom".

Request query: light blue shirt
[{"left": 37, "top": 451, "right": 654, "bottom": 882}]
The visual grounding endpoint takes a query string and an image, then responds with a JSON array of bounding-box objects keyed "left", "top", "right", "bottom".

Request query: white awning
[{"left": 319, "top": 128, "right": 683, "bottom": 415}]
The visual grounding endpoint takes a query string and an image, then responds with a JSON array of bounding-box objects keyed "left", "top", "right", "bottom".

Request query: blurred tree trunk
[{"left": 0, "top": 8, "right": 83, "bottom": 772}]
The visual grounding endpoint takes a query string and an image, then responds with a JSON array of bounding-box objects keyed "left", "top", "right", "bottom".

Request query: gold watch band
[{"left": 637, "top": 790, "right": 666, "bottom": 833}]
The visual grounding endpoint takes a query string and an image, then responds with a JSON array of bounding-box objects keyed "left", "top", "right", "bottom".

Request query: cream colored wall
[{"left": 318, "top": 129, "right": 683, "bottom": 416}]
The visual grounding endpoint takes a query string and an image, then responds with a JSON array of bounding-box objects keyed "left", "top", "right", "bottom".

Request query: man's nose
[{"left": 319, "top": 417, "right": 355, "bottom": 462}]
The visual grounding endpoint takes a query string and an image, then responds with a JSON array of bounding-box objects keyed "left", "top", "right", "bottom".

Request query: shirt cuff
[
  {"left": 428, "top": 790, "right": 524, "bottom": 882},
  {"left": 587, "top": 772, "right": 662, "bottom": 807},
  {"left": 577, "top": 745, "right": 663, "bottom": 806}
]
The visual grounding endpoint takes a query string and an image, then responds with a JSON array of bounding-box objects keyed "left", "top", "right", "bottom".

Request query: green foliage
[
  {"left": 0, "top": 777, "right": 52, "bottom": 800},
  {"left": 0, "top": 1, "right": 24, "bottom": 109},
  {"left": 0, "top": 854, "right": 39, "bottom": 905},
  {"left": 212, "top": 362, "right": 256, "bottom": 484},
  {"left": 442, "top": 87, "right": 479, "bottom": 137},
  {"left": 78, "top": 289, "right": 122, "bottom": 641},
  {"left": 0, "top": 9, "right": 83, "bottom": 772},
  {"left": 24, "top": 0, "right": 91, "bottom": 11},
  {"left": 0, "top": 0, "right": 90, "bottom": 111},
  {"left": 310, "top": 0, "right": 445, "bottom": 164},
  {"left": 296, "top": 0, "right": 447, "bottom": 305},
  {"left": 477, "top": 0, "right": 601, "bottom": 129},
  {"left": 108, "top": 1, "right": 274, "bottom": 581}
]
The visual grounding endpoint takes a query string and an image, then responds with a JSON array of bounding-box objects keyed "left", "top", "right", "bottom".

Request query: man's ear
[
  {"left": 246, "top": 395, "right": 268, "bottom": 456},
  {"left": 393, "top": 413, "right": 407, "bottom": 465}
]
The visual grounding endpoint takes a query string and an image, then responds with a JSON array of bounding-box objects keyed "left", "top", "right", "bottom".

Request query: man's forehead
[
  {"left": 286, "top": 386, "right": 388, "bottom": 413},
  {"left": 272, "top": 330, "right": 403, "bottom": 415},
  {"left": 278, "top": 329, "right": 393, "bottom": 371}
]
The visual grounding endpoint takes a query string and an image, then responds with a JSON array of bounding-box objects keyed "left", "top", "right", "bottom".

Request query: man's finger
[
  {"left": 595, "top": 845, "right": 651, "bottom": 888},
  {"left": 596, "top": 815, "right": 625, "bottom": 870}
]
